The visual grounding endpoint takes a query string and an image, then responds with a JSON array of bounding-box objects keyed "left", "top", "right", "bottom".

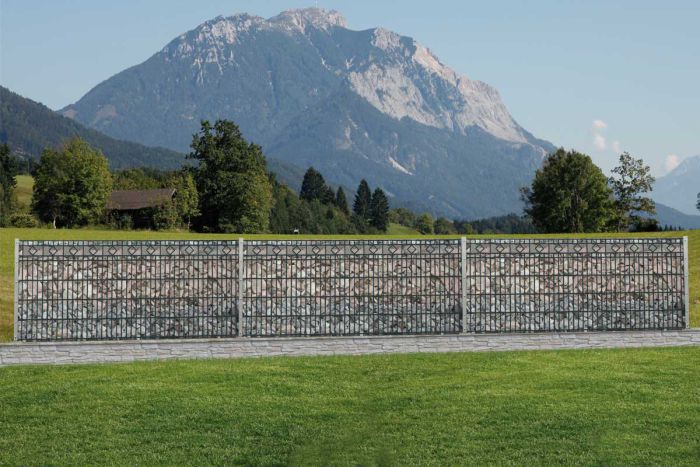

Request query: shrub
[{"left": 9, "top": 212, "right": 39, "bottom": 228}]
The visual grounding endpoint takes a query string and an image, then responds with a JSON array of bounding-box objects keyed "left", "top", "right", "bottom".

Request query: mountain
[
  {"left": 652, "top": 203, "right": 700, "bottom": 230},
  {"left": 60, "top": 8, "right": 554, "bottom": 219},
  {"left": 652, "top": 155, "right": 700, "bottom": 215},
  {"left": 0, "top": 86, "right": 185, "bottom": 169}
]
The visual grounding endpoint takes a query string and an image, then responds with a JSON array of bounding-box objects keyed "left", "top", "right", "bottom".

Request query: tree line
[
  {"left": 0, "top": 120, "right": 686, "bottom": 234},
  {"left": 0, "top": 120, "right": 392, "bottom": 234}
]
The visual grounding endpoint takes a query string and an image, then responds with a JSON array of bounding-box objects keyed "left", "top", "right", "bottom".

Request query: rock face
[
  {"left": 60, "top": 8, "right": 554, "bottom": 218},
  {"left": 15, "top": 239, "right": 686, "bottom": 341}
]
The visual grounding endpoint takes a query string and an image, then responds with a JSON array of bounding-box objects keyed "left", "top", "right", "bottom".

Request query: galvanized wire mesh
[{"left": 14, "top": 237, "right": 687, "bottom": 341}]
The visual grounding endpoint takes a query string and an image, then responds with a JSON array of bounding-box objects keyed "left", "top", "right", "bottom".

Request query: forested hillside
[{"left": 0, "top": 86, "right": 185, "bottom": 169}]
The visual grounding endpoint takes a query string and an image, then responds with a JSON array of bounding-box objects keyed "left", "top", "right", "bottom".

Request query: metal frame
[{"left": 14, "top": 237, "right": 687, "bottom": 341}]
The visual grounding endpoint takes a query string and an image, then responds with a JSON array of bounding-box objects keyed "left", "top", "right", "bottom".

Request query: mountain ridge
[{"left": 0, "top": 86, "right": 185, "bottom": 170}]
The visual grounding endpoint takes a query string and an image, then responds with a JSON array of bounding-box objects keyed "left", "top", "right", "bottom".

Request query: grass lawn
[
  {"left": 386, "top": 222, "right": 421, "bottom": 235},
  {"left": 0, "top": 227, "right": 696, "bottom": 341},
  {"left": 0, "top": 347, "right": 699, "bottom": 464}
]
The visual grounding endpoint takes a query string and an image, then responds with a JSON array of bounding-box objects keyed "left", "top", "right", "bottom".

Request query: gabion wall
[{"left": 14, "top": 238, "right": 688, "bottom": 341}]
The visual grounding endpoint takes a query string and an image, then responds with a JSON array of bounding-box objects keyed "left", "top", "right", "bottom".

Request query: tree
[
  {"left": 335, "top": 187, "right": 349, "bottom": 215},
  {"left": 389, "top": 207, "right": 416, "bottom": 228},
  {"left": 31, "top": 138, "right": 112, "bottom": 228},
  {"left": 434, "top": 217, "right": 456, "bottom": 234},
  {"left": 521, "top": 148, "right": 615, "bottom": 233},
  {"left": 0, "top": 144, "right": 17, "bottom": 227},
  {"left": 189, "top": 120, "right": 272, "bottom": 233},
  {"left": 112, "top": 167, "right": 163, "bottom": 190},
  {"left": 152, "top": 200, "right": 179, "bottom": 231},
  {"left": 369, "top": 188, "right": 390, "bottom": 231},
  {"left": 414, "top": 213, "right": 434, "bottom": 234},
  {"left": 353, "top": 179, "right": 372, "bottom": 221},
  {"left": 300, "top": 167, "right": 326, "bottom": 202},
  {"left": 322, "top": 185, "right": 336, "bottom": 205},
  {"left": 166, "top": 170, "right": 199, "bottom": 229},
  {"left": 455, "top": 214, "right": 535, "bottom": 235},
  {"left": 454, "top": 221, "right": 476, "bottom": 235},
  {"left": 609, "top": 152, "right": 655, "bottom": 231}
]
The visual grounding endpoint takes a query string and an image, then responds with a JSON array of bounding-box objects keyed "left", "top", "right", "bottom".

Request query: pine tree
[
  {"left": 300, "top": 167, "right": 327, "bottom": 202},
  {"left": 335, "top": 187, "right": 349, "bottom": 215},
  {"left": 322, "top": 185, "right": 335, "bottom": 205},
  {"left": 369, "top": 187, "right": 390, "bottom": 231},
  {"left": 353, "top": 179, "right": 372, "bottom": 221},
  {"left": 0, "top": 144, "right": 17, "bottom": 227}
]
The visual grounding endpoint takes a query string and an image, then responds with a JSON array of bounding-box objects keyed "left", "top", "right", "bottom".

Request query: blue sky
[{"left": 1, "top": 0, "right": 698, "bottom": 175}]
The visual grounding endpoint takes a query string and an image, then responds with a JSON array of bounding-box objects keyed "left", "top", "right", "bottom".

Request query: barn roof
[{"left": 106, "top": 188, "right": 176, "bottom": 211}]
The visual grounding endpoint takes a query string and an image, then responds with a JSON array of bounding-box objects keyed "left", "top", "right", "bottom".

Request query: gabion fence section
[
  {"left": 15, "top": 241, "right": 240, "bottom": 340},
  {"left": 13, "top": 237, "right": 689, "bottom": 341},
  {"left": 463, "top": 239, "right": 688, "bottom": 332},
  {"left": 243, "top": 240, "right": 461, "bottom": 336}
]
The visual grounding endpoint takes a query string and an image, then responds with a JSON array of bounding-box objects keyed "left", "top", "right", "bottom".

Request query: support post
[
  {"left": 238, "top": 238, "right": 245, "bottom": 337},
  {"left": 13, "top": 239, "right": 19, "bottom": 341},
  {"left": 683, "top": 236, "right": 690, "bottom": 329},
  {"left": 461, "top": 236, "right": 467, "bottom": 333}
]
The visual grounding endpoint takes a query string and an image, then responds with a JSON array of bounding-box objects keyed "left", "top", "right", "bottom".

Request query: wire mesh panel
[
  {"left": 16, "top": 241, "right": 239, "bottom": 340},
  {"left": 463, "top": 238, "right": 686, "bottom": 332},
  {"left": 242, "top": 240, "right": 462, "bottom": 336}
]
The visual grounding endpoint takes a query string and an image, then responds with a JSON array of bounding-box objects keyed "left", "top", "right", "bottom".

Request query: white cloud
[
  {"left": 664, "top": 154, "right": 681, "bottom": 173},
  {"left": 592, "top": 134, "right": 607, "bottom": 151},
  {"left": 611, "top": 141, "right": 621, "bottom": 153},
  {"left": 592, "top": 119, "right": 608, "bottom": 130}
]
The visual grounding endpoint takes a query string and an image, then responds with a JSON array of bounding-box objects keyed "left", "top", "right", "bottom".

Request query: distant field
[
  {"left": 13, "top": 175, "right": 34, "bottom": 212},
  {"left": 387, "top": 222, "right": 421, "bottom": 235},
  {"left": 0, "top": 227, "right": 695, "bottom": 341}
]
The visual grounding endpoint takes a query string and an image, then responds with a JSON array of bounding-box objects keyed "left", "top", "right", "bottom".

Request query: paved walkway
[{"left": 1, "top": 330, "right": 699, "bottom": 366}]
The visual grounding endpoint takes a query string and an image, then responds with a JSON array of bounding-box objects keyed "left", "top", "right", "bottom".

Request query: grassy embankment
[{"left": 0, "top": 227, "right": 696, "bottom": 341}]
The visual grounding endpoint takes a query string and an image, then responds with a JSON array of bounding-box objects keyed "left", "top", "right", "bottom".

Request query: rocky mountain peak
[
  {"left": 666, "top": 155, "right": 700, "bottom": 177},
  {"left": 61, "top": 8, "right": 555, "bottom": 219},
  {"left": 269, "top": 8, "right": 347, "bottom": 32}
]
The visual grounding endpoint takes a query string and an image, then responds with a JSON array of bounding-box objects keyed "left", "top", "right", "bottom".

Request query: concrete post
[
  {"left": 13, "top": 239, "right": 19, "bottom": 341},
  {"left": 683, "top": 236, "right": 690, "bottom": 328},
  {"left": 461, "top": 236, "right": 467, "bottom": 333},
  {"left": 238, "top": 238, "right": 245, "bottom": 337}
]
